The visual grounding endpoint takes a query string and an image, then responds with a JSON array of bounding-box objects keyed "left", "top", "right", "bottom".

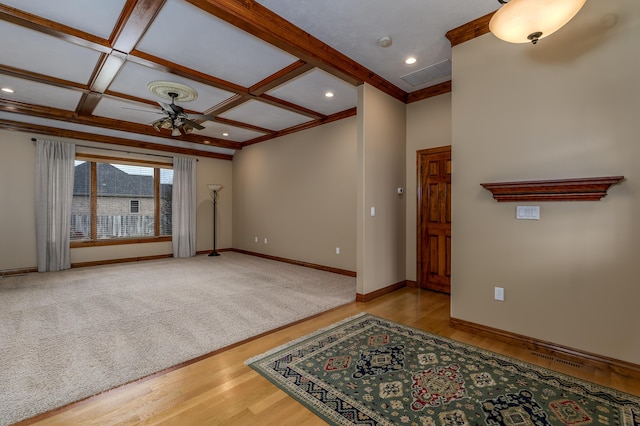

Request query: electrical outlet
[
  {"left": 264, "top": 238, "right": 268, "bottom": 244},
  {"left": 336, "top": 247, "right": 340, "bottom": 255},
  {"left": 494, "top": 287, "right": 505, "bottom": 301},
  {"left": 254, "top": 237, "right": 258, "bottom": 243}
]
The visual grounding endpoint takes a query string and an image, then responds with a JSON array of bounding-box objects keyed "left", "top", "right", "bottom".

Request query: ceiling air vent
[{"left": 401, "top": 60, "right": 452, "bottom": 87}]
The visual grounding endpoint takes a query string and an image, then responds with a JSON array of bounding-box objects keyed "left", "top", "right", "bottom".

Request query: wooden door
[{"left": 417, "top": 146, "right": 451, "bottom": 293}]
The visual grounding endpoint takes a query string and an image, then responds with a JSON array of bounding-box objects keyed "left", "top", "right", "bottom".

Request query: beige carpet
[{"left": 0, "top": 252, "right": 356, "bottom": 425}]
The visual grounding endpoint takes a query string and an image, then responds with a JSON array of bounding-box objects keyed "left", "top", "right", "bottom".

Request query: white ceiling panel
[
  {"left": 136, "top": 0, "right": 299, "bottom": 88},
  {"left": 193, "top": 123, "right": 266, "bottom": 143},
  {"left": 109, "top": 62, "right": 235, "bottom": 112},
  {"left": 0, "top": 21, "right": 100, "bottom": 84},
  {"left": 219, "top": 100, "right": 313, "bottom": 131},
  {"left": 267, "top": 68, "right": 357, "bottom": 116},
  {"left": 0, "top": 75, "right": 83, "bottom": 111},
  {"left": 92, "top": 97, "right": 167, "bottom": 125},
  {"left": 1, "top": 0, "right": 126, "bottom": 39}
]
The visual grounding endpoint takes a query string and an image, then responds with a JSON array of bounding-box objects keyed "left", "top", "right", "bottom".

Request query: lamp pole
[{"left": 207, "top": 184, "right": 223, "bottom": 257}]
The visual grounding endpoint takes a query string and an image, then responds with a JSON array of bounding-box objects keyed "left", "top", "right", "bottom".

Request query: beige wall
[
  {"left": 232, "top": 117, "right": 357, "bottom": 271},
  {"left": 0, "top": 129, "right": 232, "bottom": 269},
  {"left": 197, "top": 156, "right": 232, "bottom": 254},
  {"left": 405, "top": 93, "right": 452, "bottom": 281},
  {"left": 451, "top": 0, "right": 640, "bottom": 363},
  {"left": 0, "top": 130, "right": 37, "bottom": 270},
  {"left": 357, "top": 84, "right": 406, "bottom": 294}
]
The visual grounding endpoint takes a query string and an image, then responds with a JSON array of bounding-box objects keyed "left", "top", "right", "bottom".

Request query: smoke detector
[{"left": 377, "top": 36, "right": 392, "bottom": 47}]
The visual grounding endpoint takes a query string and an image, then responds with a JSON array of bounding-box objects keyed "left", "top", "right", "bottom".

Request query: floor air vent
[{"left": 530, "top": 351, "right": 583, "bottom": 369}]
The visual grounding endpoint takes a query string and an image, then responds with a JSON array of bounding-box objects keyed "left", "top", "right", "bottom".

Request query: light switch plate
[{"left": 494, "top": 287, "right": 504, "bottom": 301}]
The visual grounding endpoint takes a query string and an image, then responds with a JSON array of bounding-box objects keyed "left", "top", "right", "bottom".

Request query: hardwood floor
[{"left": 25, "top": 288, "right": 640, "bottom": 425}]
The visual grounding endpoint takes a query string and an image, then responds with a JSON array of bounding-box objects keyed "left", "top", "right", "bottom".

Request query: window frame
[
  {"left": 129, "top": 199, "right": 140, "bottom": 214},
  {"left": 70, "top": 154, "right": 172, "bottom": 248}
]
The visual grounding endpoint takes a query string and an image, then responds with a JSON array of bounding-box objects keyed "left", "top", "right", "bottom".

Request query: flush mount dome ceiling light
[{"left": 489, "top": 0, "right": 587, "bottom": 45}]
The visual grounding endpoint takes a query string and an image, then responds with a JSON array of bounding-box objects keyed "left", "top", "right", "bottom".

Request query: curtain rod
[{"left": 30, "top": 138, "right": 185, "bottom": 161}]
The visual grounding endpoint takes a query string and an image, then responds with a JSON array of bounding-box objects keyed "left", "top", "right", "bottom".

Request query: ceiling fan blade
[
  {"left": 122, "top": 107, "right": 164, "bottom": 115},
  {"left": 183, "top": 119, "right": 205, "bottom": 130},
  {"left": 186, "top": 113, "right": 215, "bottom": 121},
  {"left": 157, "top": 101, "right": 175, "bottom": 114}
]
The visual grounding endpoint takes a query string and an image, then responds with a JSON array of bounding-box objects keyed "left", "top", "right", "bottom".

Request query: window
[{"left": 70, "top": 156, "right": 173, "bottom": 244}]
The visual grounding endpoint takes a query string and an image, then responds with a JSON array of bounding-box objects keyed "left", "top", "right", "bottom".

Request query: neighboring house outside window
[{"left": 71, "top": 159, "right": 173, "bottom": 243}]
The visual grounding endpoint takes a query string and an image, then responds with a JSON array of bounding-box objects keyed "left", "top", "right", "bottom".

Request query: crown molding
[{"left": 445, "top": 12, "right": 494, "bottom": 47}]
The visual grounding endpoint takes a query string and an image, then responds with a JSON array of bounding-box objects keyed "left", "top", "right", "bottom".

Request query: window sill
[{"left": 70, "top": 236, "right": 172, "bottom": 248}]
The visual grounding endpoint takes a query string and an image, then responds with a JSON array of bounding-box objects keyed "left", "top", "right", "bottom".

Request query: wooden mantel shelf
[{"left": 480, "top": 176, "right": 624, "bottom": 202}]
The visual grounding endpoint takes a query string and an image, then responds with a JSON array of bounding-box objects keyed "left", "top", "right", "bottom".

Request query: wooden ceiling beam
[
  {"left": 0, "top": 4, "right": 111, "bottom": 53},
  {"left": 87, "top": 51, "right": 128, "bottom": 95},
  {"left": 259, "top": 94, "right": 325, "bottom": 119},
  {"left": 0, "top": 99, "right": 242, "bottom": 151},
  {"left": 0, "top": 119, "right": 233, "bottom": 160},
  {"left": 82, "top": 0, "right": 167, "bottom": 115},
  {"left": 0, "top": 65, "right": 88, "bottom": 92},
  {"left": 213, "top": 116, "right": 274, "bottom": 134},
  {"left": 406, "top": 81, "right": 452, "bottom": 104},
  {"left": 249, "top": 60, "right": 315, "bottom": 96},
  {"left": 111, "top": 0, "right": 166, "bottom": 52},
  {"left": 186, "top": 0, "right": 406, "bottom": 101},
  {"left": 205, "top": 93, "right": 249, "bottom": 117},
  {"left": 242, "top": 107, "right": 356, "bottom": 147},
  {"left": 445, "top": 12, "right": 494, "bottom": 47},
  {"left": 75, "top": 92, "right": 103, "bottom": 117},
  {"left": 128, "top": 50, "right": 248, "bottom": 95}
]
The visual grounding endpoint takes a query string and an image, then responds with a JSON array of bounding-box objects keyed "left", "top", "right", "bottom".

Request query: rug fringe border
[{"left": 245, "top": 312, "right": 368, "bottom": 365}]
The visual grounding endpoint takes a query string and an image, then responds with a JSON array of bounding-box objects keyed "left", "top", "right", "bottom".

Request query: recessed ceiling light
[
  {"left": 1, "top": 87, "right": 14, "bottom": 93},
  {"left": 405, "top": 57, "right": 417, "bottom": 65},
  {"left": 222, "top": 132, "right": 229, "bottom": 137},
  {"left": 325, "top": 92, "right": 334, "bottom": 98}
]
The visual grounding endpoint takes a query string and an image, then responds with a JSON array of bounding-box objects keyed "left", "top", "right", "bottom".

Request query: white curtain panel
[
  {"left": 35, "top": 139, "right": 75, "bottom": 272},
  {"left": 172, "top": 156, "right": 197, "bottom": 258}
]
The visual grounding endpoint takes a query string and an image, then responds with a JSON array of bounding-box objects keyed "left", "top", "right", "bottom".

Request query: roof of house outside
[{"left": 73, "top": 162, "right": 170, "bottom": 197}]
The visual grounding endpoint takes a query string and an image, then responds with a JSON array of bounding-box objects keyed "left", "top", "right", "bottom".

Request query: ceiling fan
[
  {"left": 151, "top": 91, "right": 215, "bottom": 136},
  {"left": 121, "top": 81, "right": 215, "bottom": 136}
]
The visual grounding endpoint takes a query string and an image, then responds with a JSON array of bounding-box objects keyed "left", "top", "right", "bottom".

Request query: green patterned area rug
[{"left": 247, "top": 313, "right": 640, "bottom": 425}]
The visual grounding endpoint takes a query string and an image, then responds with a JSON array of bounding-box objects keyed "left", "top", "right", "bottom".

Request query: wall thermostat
[{"left": 397, "top": 187, "right": 404, "bottom": 194}]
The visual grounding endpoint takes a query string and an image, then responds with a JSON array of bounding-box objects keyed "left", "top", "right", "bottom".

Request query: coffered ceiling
[{"left": 0, "top": 0, "right": 498, "bottom": 159}]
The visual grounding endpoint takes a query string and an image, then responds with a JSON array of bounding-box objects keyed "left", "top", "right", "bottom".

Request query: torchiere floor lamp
[{"left": 207, "top": 184, "right": 223, "bottom": 256}]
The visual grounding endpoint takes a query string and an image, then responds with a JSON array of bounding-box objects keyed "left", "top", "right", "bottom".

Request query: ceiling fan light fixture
[
  {"left": 489, "top": 0, "right": 587, "bottom": 44},
  {"left": 171, "top": 127, "right": 181, "bottom": 137}
]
